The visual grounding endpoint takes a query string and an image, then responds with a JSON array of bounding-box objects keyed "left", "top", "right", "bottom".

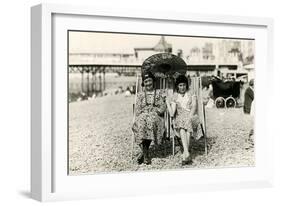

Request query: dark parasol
[{"left": 141, "top": 53, "right": 187, "bottom": 78}]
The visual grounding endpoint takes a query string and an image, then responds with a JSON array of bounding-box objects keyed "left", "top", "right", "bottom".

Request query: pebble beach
[{"left": 69, "top": 95, "right": 254, "bottom": 175}]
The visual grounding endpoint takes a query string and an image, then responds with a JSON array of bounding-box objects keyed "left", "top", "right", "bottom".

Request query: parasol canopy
[{"left": 141, "top": 53, "right": 187, "bottom": 78}]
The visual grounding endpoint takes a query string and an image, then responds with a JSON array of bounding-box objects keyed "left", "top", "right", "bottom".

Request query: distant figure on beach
[
  {"left": 243, "top": 79, "right": 254, "bottom": 139},
  {"left": 244, "top": 79, "right": 254, "bottom": 114},
  {"left": 124, "top": 86, "right": 131, "bottom": 97},
  {"left": 132, "top": 71, "right": 166, "bottom": 165},
  {"left": 166, "top": 75, "right": 203, "bottom": 166},
  {"left": 77, "top": 92, "right": 88, "bottom": 101}
]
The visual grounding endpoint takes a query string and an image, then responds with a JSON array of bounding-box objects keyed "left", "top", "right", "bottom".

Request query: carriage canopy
[{"left": 212, "top": 80, "right": 241, "bottom": 99}]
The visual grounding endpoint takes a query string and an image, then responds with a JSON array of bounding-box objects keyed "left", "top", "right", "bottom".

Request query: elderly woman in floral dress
[{"left": 132, "top": 71, "right": 166, "bottom": 165}]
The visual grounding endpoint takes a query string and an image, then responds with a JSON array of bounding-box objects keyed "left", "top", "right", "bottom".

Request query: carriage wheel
[
  {"left": 215, "top": 97, "right": 225, "bottom": 108},
  {"left": 225, "top": 97, "right": 236, "bottom": 108}
]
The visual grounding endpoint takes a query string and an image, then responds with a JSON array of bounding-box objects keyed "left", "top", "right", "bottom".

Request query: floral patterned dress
[
  {"left": 172, "top": 91, "right": 203, "bottom": 140},
  {"left": 132, "top": 89, "right": 166, "bottom": 145}
]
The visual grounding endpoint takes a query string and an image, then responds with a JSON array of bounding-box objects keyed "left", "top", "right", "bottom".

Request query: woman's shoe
[
  {"left": 182, "top": 155, "right": 192, "bottom": 166},
  {"left": 143, "top": 147, "right": 151, "bottom": 165},
  {"left": 137, "top": 153, "right": 144, "bottom": 164},
  {"left": 143, "top": 157, "right": 151, "bottom": 165}
]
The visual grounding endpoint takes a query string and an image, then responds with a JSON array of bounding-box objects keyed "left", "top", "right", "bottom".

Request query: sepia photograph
[{"left": 68, "top": 31, "right": 255, "bottom": 175}]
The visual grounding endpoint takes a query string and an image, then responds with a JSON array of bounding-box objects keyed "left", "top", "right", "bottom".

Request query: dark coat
[{"left": 243, "top": 87, "right": 254, "bottom": 114}]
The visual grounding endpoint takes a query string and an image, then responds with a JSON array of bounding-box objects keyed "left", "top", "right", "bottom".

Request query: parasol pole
[
  {"left": 131, "top": 74, "right": 139, "bottom": 162},
  {"left": 199, "top": 77, "right": 208, "bottom": 156}
]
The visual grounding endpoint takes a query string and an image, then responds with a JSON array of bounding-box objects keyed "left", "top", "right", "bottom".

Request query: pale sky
[{"left": 69, "top": 31, "right": 252, "bottom": 56}]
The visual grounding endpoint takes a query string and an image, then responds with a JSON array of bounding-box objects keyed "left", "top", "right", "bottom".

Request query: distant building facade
[
  {"left": 186, "top": 39, "right": 254, "bottom": 81},
  {"left": 69, "top": 36, "right": 172, "bottom": 66},
  {"left": 69, "top": 36, "right": 254, "bottom": 81}
]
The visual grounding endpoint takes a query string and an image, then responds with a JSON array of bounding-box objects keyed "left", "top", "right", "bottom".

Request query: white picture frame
[{"left": 31, "top": 3, "right": 274, "bottom": 202}]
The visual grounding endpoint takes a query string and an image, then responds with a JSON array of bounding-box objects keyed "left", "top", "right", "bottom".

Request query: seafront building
[{"left": 69, "top": 36, "right": 254, "bottom": 95}]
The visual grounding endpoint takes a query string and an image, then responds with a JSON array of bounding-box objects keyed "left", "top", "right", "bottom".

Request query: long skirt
[{"left": 132, "top": 112, "right": 164, "bottom": 145}]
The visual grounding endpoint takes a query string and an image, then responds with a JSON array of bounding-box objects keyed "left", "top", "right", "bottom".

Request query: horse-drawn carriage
[{"left": 132, "top": 53, "right": 208, "bottom": 156}]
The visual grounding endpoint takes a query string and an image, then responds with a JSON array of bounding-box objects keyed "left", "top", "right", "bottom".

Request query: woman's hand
[
  {"left": 166, "top": 98, "right": 171, "bottom": 106},
  {"left": 166, "top": 100, "right": 176, "bottom": 117},
  {"left": 166, "top": 89, "right": 173, "bottom": 103},
  {"left": 144, "top": 106, "right": 156, "bottom": 113}
]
